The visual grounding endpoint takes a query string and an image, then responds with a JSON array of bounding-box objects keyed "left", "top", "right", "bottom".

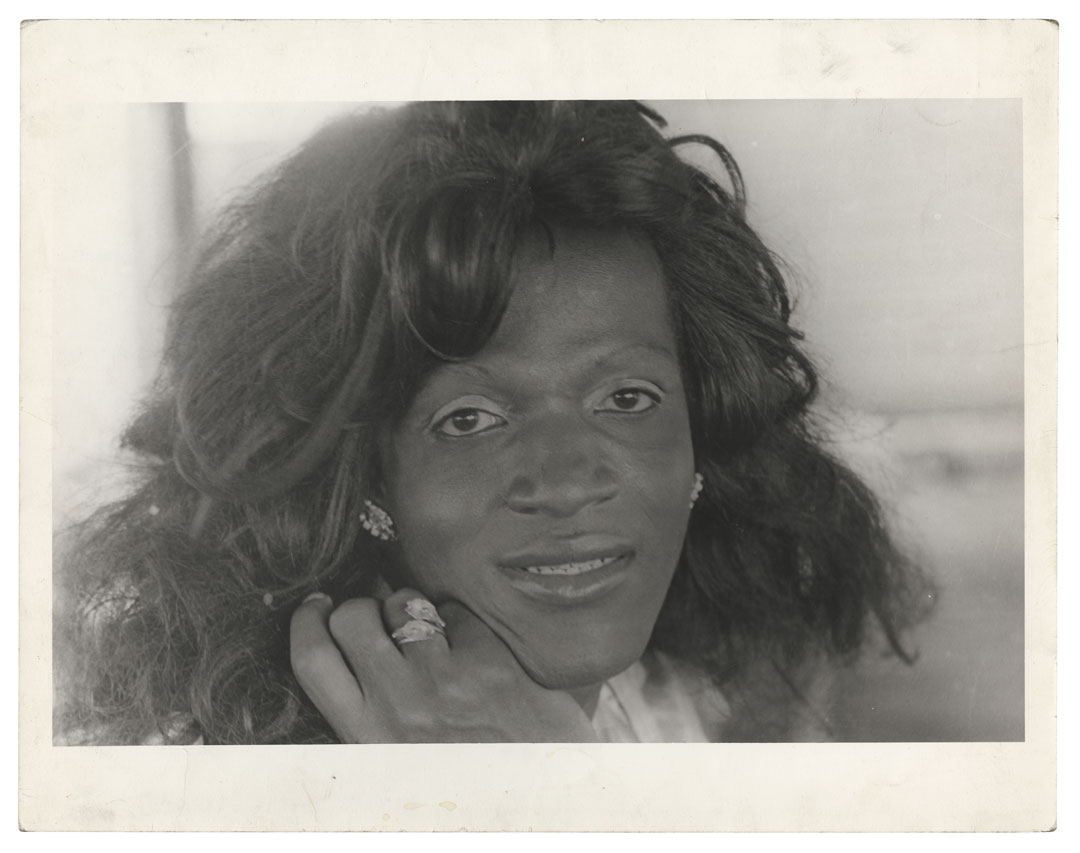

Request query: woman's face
[{"left": 385, "top": 227, "right": 696, "bottom": 692}]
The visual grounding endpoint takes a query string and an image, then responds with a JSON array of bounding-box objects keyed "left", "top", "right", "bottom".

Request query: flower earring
[
  {"left": 689, "top": 472, "right": 704, "bottom": 509},
  {"left": 359, "top": 500, "right": 397, "bottom": 541}
]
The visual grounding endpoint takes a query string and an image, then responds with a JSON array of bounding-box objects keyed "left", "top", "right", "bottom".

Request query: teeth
[{"left": 523, "top": 556, "right": 617, "bottom": 576}]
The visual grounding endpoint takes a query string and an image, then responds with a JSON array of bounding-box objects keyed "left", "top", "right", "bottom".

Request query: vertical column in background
[{"left": 52, "top": 104, "right": 189, "bottom": 525}]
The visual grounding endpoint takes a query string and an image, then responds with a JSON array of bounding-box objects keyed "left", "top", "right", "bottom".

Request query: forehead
[{"left": 482, "top": 227, "right": 675, "bottom": 359}]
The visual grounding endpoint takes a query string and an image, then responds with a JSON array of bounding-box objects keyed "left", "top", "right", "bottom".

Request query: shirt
[{"left": 592, "top": 651, "right": 731, "bottom": 742}]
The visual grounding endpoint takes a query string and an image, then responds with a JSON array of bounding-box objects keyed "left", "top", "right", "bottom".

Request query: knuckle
[
  {"left": 394, "top": 704, "right": 436, "bottom": 730},
  {"left": 385, "top": 587, "right": 424, "bottom": 608},
  {"left": 434, "top": 677, "right": 474, "bottom": 707},
  {"left": 327, "top": 598, "right": 375, "bottom": 639},
  {"left": 474, "top": 661, "right": 515, "bottom": 690}
]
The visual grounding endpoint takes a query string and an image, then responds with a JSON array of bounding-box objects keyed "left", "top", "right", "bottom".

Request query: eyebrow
[
  {"left": 589, "top": 341, "right": 679, "bottom": 363},
  {"left": 408, "top": 360, "right": 496, "bottom": 407},
  {"left": 414, "top": 339, "right": 680, "bottom": 400}
]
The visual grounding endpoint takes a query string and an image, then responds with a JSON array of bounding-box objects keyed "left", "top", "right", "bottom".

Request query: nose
[{"left": 505, "top": 417, "right": 619, "bottom": 518}]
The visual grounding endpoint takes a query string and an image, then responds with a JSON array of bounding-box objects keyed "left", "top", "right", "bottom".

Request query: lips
[
  {"left": 499, "top": 535, "right": 633, "bottom": 571},
  {"left": 497, "top": 537, "right": 634, "bottom": 603},
  {"left": 520, "top": 555, "right": 620, "bottom": 576}
]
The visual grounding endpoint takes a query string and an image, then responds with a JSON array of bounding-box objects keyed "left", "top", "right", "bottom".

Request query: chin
[{"left": 517, "top": 637, "right": 648, "bottom": 692}]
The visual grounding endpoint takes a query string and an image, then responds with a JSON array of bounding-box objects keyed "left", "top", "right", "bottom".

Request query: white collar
[{"left": 591, "top": 651, "right": 726, "bottom": 743}]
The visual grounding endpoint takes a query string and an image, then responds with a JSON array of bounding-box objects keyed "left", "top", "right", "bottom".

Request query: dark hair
[{"left": 55, "top": 101, "right": 931, "bottom": 744}]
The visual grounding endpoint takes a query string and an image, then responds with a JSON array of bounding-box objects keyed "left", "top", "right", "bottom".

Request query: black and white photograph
[{"left": 19, "top": 19, "right": 1057, "bottom": 831}]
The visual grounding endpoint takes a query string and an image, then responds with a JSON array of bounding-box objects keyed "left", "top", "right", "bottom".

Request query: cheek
[
  {"left": 637, "top": 453, "right": 696, "bottom": 568},
  {"left": 618, "top": 415, "right": 696, "bottom": 512},
  {"left": 385, "top": 448, "right": 503, "bottom": 595},
  {"left": 625, "top": 424, "right": 696, "bottom": 573}
]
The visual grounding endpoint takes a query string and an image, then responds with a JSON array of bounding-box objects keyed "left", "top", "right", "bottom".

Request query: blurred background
[{"left": 51, "top": 100, "right": 1024, "bottom": 741}]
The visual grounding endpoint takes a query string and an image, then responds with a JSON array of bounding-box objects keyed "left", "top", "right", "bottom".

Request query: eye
[
  {"left": 433, "top": 407, "right": 506, "bottom": 437},
  {"left": 596, "top": 385, "right": 662, "bottom": 414}
]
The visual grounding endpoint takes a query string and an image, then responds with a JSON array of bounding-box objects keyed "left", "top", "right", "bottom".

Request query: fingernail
[{"left": 303, "top": 591, "right": 331, "bottom": 604}]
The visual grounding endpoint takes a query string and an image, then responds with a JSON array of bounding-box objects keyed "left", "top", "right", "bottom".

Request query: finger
[
  {"left": 437, "top": 600, "right": 508, "bottom": 655},
  {"left": 327, "top": 596, "right": 406, "bottom": 682},
  {"left": 289, "top": 593, "right": 366, "bottom": 739},
  {"left": 436, "top": 602, "right": 527, "bottom": 687},
  {"left": 381, "top": 588, "right": 450, "bottom": 663}
]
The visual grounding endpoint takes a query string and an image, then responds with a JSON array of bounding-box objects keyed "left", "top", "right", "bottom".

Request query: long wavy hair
[{"left": 55, "top": 101, "right": 931, "bottom": 744}]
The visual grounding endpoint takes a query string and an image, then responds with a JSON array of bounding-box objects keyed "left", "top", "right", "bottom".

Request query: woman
[{"left": 54, "top": 101, "right": 930, "bottom": 744}]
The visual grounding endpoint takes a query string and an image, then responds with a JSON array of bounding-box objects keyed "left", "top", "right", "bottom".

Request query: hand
[{"left": 290, "top": 588, "right": 598, "bottom": 743}]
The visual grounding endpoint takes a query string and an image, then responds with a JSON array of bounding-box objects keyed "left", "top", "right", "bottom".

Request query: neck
[{"left": 567, "top": 683, "right": 603, "bottom": 719}]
